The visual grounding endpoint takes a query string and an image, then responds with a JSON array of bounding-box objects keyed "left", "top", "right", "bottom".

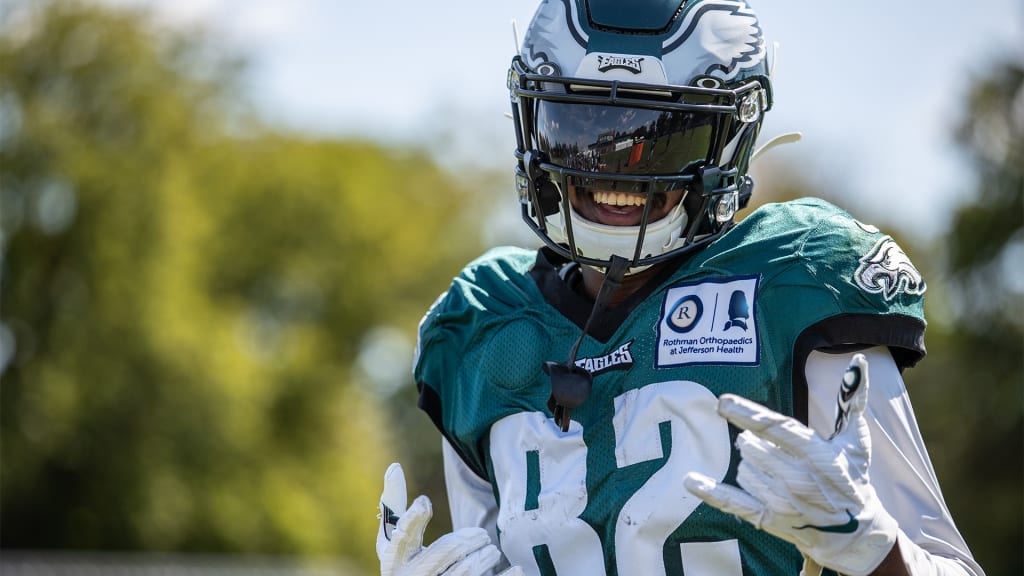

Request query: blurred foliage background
[{"left": 0, "top": 1, "right": 1020, "bottom": 575}]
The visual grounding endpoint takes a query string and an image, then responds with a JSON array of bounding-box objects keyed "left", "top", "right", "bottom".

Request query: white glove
[
  {"left": 684, "top": 354, "right": 899, "bottom": 576},
  {"left": 378, "top": 462, "right": 523, "bottom": 576}
]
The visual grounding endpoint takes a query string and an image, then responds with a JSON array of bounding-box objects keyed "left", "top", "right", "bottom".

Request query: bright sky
[{"left": 107, "top": 0, "right": 1021, "bottom": 239}]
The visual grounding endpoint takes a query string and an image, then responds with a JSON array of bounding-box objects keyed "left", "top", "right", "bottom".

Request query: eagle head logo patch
[{"left": 854, "top": 238, "right": 926, "bottom": 301}]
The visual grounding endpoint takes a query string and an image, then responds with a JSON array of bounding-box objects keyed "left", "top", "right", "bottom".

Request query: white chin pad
[{"left": 546, "top": 194, "right": 688, "bottom": 270}]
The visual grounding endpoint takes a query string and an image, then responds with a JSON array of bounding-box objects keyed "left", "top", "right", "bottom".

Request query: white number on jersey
[
  {"left": 490, "top": 412, "right": 605, "bottom": 573},
  {"left": 490, "top": 381, "right": 742, "bottom": 576}
]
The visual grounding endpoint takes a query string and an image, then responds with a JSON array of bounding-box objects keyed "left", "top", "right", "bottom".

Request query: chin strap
[{"left": 545, "top": 255, "right": 630, "bottom": 432}]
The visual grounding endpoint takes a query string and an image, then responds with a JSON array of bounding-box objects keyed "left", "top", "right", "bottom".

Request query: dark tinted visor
[{"left": 534, "top": 100, "right": 716, "bottom": 179}]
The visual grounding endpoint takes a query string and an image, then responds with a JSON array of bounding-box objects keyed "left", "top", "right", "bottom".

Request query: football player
[{"left": 377, "top": 1, "right": 985, "bottom": 575}]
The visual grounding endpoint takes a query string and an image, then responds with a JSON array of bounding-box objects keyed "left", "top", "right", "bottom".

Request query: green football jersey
[{"left": 415, "top": 198, "right": 926, "bottom": 576}]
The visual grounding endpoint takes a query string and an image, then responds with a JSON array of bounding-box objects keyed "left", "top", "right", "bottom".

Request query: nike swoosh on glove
[
  {"left": 684, "top": 354, "right": 899, "bottom": 576},
  {"left": 378, "top": 463, "right": 524, "bottom": 576}
]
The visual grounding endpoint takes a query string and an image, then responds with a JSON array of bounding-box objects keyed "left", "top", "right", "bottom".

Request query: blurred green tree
[
  {"left": 0, "top": 1, "right": 485, "bottom": 570},
  {"left": 905, "top": 60, "right": 1023, "bottom": 576}
]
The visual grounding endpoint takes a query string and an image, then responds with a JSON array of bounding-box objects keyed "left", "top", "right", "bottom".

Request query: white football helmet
[{"left": 510, "top": 0, "right": 773, "bottom": 270}]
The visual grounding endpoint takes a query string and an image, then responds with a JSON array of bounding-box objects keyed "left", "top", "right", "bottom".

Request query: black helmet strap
[{"left": 544, "top": 255, "right": 630, "bottom": 432}]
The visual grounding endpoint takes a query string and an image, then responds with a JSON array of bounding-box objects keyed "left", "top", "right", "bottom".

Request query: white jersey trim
[{"left": 443, "top": 437, "right": 506, "bottom": 573}]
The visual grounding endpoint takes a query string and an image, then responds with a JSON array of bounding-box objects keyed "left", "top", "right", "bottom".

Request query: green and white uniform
[{"left": 414, "top": 199, "right": 974, "bottom": 575}]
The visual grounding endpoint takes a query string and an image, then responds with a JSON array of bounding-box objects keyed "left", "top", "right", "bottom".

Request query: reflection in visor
[{"left": 534, "top": 101, "right": 715, "bottom": 180}]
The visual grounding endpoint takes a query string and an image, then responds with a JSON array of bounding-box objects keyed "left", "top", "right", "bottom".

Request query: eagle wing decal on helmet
[
  {"left": 854, "top": 238, "right": 927, "bottom": 301},
  {"left": 522, "top": 0, "right": 587, "bottom": 74},
  {"left": 663, "top": 1, "right": 765, "bottom": 82}
]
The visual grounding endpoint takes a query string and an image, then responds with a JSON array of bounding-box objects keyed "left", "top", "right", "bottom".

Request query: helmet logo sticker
[
  {"left": 656, "top": 275, "right": 760, "bottom": 368},
  {"left": 663, "top": 1, "right": 765, "bottom": 82},
  {"left": 596, "top": 55, "right": 644, "bottom": 75},
  {"left": 854, "top": 238, "right": 927, "bottom": 301},
  {"left": 667, "top": 295, "right": 703, "bottom": 334},
  {"left": 574, "top": 340, "right": 635, "bottom": 376},
  {"left": 695, "top": 76, "right": 724, "bottom": 89},
  {"left": 535, "top": 62, "right": 559, "bottom": 76},
  {"left": 723, "top": 290, "right": 750, "bottom": 331},
  {"left": 520, "top": 0, "right": 586, "bottom": 75}
]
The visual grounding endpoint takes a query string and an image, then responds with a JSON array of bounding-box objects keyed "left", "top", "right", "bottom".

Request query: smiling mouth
[
  {"left": 590, "top": 188, "right": 666, "bottom": 212},
  {"left": 591, "top": 190, "right": 667, "bottom": 210},
  {"left": 574, "top": 189, "right": 661, "bottom": 227},
  {"left": 593, "top": 191, "right": 648, "bottom": 207}
]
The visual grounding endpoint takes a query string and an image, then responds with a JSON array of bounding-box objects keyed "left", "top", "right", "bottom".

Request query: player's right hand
[
  {"left": 378, "top": 463, "right": 523, "bottom": 576},
  {"left": 684, "top": 354, "right": 898, "bottom": 576}
]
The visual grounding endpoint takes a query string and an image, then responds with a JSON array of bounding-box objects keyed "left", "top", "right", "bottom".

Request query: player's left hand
[
  {"left": 378, "top": 463, "right": 512, "bottom": 576},
  {"left": 684, "top": 354, "right": 899, "bottom": 576}
]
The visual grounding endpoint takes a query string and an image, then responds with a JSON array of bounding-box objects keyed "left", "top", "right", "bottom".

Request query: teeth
[{"left": 594, "top": 191, "right": 646, "bottom": 207}]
